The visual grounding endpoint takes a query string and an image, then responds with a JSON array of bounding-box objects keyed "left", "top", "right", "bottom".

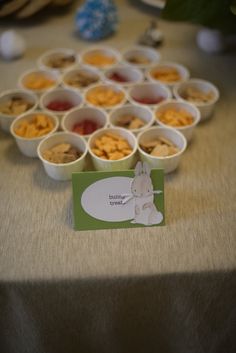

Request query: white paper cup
[
  {"left": 61, "top": 66, "right": 102, "bottom": 90},
  {"left": 154, "top": 100, "right": 200, "bottom": 141},
  {"left": 128, "top": 82, "right": 171, "bottom": 108},
  {"left": 61, "top": 106, "right": 108, "bottom": 139},
  {"left": 88, "top": 127, "right": 138, "bottom": 171},
  {"left": 37, "top": 48, "right": 79, "bottom": 73},
  {"left": 84, "top": 83, "right": 127, "bottom": 110},
  {"left": 37, "top": 131, "right": 88, "bottom": 181},
  {"left": 173, "top": 78, "right": 220, "bottom": 121},
  {"left": 137, "top": 126, "right": 187, "bottom": 173},
  {"left": 146, "top": 61, "right": 190, "bottom": 89},
  {"left": 81, "top": 46, "right": 121, "bottom": 69},
  {"left": 122, "top": 45, "right": 161, "bottom": 68},
  {"left": 109, "top": 104, "right": 155, "bottom": 135},
  {"left": 103, "top": 65, "right": 144, "bottom": 87},
  {"left": 39, "top": 88, "right": 84, "bottom": 123},
  {"left": 10, "top": 110, "right": 59, "bottom": 157},
  {"left": 0, "top": 89, "right": 38, "bottom": 133},
  {"left": 18, "top": 69, "right": 59, "bottom": 96}
]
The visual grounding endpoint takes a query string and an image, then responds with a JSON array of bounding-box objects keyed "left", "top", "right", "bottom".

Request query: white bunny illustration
[{"left": 130, "top": 161, "right": 163, "bottom": 225}]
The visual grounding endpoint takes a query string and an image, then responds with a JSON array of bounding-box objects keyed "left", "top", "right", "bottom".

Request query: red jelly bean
[
  {"left": 72, "top": 119, "right": 100, "bottom": 135},
  {"left": 133, "top": 96, "right": 164, "bottom": 104},
  {"left": 109, "top": 72, "right": 129, "bottom": 83},
  {"left": 47, "top": 100, "right": 74, "bottom": 111}
]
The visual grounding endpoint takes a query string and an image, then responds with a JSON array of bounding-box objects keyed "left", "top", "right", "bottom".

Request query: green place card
[{"left": 72, "top": 162, "right": 165, "bottom": 231}]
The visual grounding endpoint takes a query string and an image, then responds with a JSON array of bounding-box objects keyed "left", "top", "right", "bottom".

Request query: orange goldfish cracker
[
  {"left": 14, "top": 114, "right": 55, "bottom": 138},
  {"left": 92, "top": 132, "right": 132, "bottom": 160},
  {"left": 151, "top": 67, "right": 181, "bottom": 83},
  {"left": 24, "top": 73, "right": 55, "bottom": 90},
  {"left": 156, "top": 108, "right": 194, "bottom": 127},
  {"left": 86, "top": 87, "right": 124, "bottom": 107},
  {"left": 84, "top": 52, "right": 116, "bottom": 67}
]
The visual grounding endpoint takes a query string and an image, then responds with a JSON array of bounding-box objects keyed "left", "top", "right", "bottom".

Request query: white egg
[
  {"left": 0, "top": 30, "right": 26, "bottom": 60},
  {"left": 196, "top": 28, "right": 226, "bottom": 53}
]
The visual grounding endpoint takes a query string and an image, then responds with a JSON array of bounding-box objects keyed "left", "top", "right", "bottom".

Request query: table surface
[{"left": 0, "top": 0, "right": 236, "bottom": 282}]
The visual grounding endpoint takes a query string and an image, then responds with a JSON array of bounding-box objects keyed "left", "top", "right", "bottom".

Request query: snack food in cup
[
  {"left": 173, "top": 78, "right": 219, "bottom": 121},
  {"left": 146, "top": 61, "right": 190, "bottom": 89},
  {"left": 18, "top": 69, "right": 59, "bottom": 96},
  {"left": 61, "top": 66, "right": 101, "bottom": 90},
  {"left": 37, "top": 132, "right": 88, "bottom": 181},
  {"left": 81, "top": 46, "right": 121, "bottom": 69},
  {"left": 137, "top": 126, "right": 187, "bottom": 173},
  {"left": 37, "top": 48, "right": 79, "bottom": 73},
  {"left": 40, "top": 88, "right": 84, "bottom": 123},
  {"left": 61, "top": 106, "right": 108, "bottom": 139},
  {"left": 10, "top": 110, "right": 59, "bottom": 157},
  {"left": 128, "top": 82, "right": 171, "bottom": 107},
  {"left": 104, "top": 65, "right": 143, "bottom": 87},
  {"left": 0, "top": 89, "right": 38, "bottom": 133},
  {"left": 85, "top": 83, "right": 127, "bottom": 109},
  {"left": 122, "top": 46, "right": 161, "bottom": 68},
  {"left": 88, "top": 127, "right": 138, "bottom": 171},
  {"left": 154, "top": 100, "right": 200, "bottom": 141},
  {"left": 109, "top": 104, "right": 154, "bottom": 135}
]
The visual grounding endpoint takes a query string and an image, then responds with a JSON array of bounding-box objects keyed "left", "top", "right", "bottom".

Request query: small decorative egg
[
  {"left": 0, "top": 30, "right": 26, "bottom": 60},
  {"left": 196, "top": 28, "right": 226, "bottom": 53}
]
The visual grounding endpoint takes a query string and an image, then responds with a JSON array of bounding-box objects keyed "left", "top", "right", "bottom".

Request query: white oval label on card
[{"left": 81, "top": 177, "right": 134, "bottom": 222}]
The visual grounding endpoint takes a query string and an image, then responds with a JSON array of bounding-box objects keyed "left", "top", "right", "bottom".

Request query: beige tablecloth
[{"left": 0, "top": 1, "right": 236, "bottom": 352}]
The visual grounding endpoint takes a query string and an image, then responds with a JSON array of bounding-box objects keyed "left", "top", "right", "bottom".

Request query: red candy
[
  {"left": 72, "top": 119, "right": 100, "bottom": 135},
  {"left": 133, "top": 96, "right": 164, "bottom": 104},
  {"left": 47, "top": 100, "right": 74, "bottom": 111},
  {"left": 109, "top": 72, "right": 129, "bottom": 83}
]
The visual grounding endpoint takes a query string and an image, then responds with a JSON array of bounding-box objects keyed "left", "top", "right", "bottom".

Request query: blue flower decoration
[{"left": 75, "top": 0, "right": 118, "bottom": 41}]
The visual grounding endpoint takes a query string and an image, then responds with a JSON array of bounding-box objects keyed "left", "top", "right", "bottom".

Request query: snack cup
[
  {"left": 137, "top": 126, "right": 187, "bottom": 174},
  {"left": 0, "top": 89, "right": 38, "bottom": 133},
  {"left": 61, "top": 66, "right": 102, "bottom": 90},
  {"left": 146, "top": 61, "right": 190, "bottom": 89},
  {"left": 128, "top": 82, "right": 171, "bottom": 108},
  {"left": 84, "top": 83, "right": 127, "bottom": 110},
  {"left": 18, "top": 69, "right": 59, "bottom": 96},
  {"left": 122, "top": 45, "right": 161, "bottom": 69},
  {"left": 81, "top": 46, "right": 121, "bottom": 69},
  {"left": 61, "top": 106, "right": 108, "bottom": 139},
  {"left": 154, "top": 100, "right": 200, "bottom": 142},
  {"left": 10, "top": 110, "right": 59, "bottom": 157},
  {"left": 37, "top": 48, "right": 79, "bottom": 73},
  {"left": 103, "top": 65, "right": 144, "bottom": 87},
  {"left": 173, "top": 78, "right": 219, "bottom": 121},
  {"left": 37, "top": 131, "right": 88, "bottom": 181},
  {"left": 109, "top": 104, "right": 154, "bottom": 135},
  {"left": 40, "top": 88, "right": 84, "bottom": 123},
  {"left": 88, "top": 127, "right": 138, "bottom": 171}
]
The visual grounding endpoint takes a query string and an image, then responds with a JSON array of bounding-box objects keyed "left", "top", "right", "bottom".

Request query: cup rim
[
  {"left": 109, "top": 103, "right": 155, "bottom": 133},
  {"left": 146, "top": 61, "right": 190, "bottom": 84},
  {"left": 121, "top": 45, "right": 161, "bottom": 65},
  {"left": 37, "top": 47, "right": 79, "bottom": 71},
  {"left": 137, "top": 126, "right": 187, "bottom": 160},
  {"left": 173, "top": 78, "right": 220, "bottom": 106},
  {"left": 88, "top": 126, "right": 138, "bottom": 163},
  {"left": 84, "top": 83, "right": 128, "bottom": 109},
  {"left": 80, "top": 45, "right": 121, "bottom": 68},
  {"left": 103, "top": 65, "right": 144, "bottom": 86},
  {"left": 154, "top": 99, "right": 201, "bottom": 131},
  {"left": 39, "top": 87, "right": 84, "bottom": 114},
  {"left": 128, "top": 81, "right": 172, "bottom": 106},
  {"left": 37, "top": 131, "right": 88, "bottom": 167},
  {"left": 18, "top": 68, "right": 59, "bottom": 93},
  {"left": 0, "top": 88, "right": 38, "bottom": 118},
  {"left": 61, "top": 65, "right": 102, "bottom": 89},
  {"left": 61, "top": 105, "right": 109, "bottom": 137},
  {"left": 10, "top": 110, "right": 59, "bottom": 141}
]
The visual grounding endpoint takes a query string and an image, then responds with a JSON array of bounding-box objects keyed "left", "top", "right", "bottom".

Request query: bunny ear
[
  {"left": 142, "top": 162, "right": 151, "bottom": 176},
  {"left": 134, "top": 161, "right": 142, "bottom": 176}
]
